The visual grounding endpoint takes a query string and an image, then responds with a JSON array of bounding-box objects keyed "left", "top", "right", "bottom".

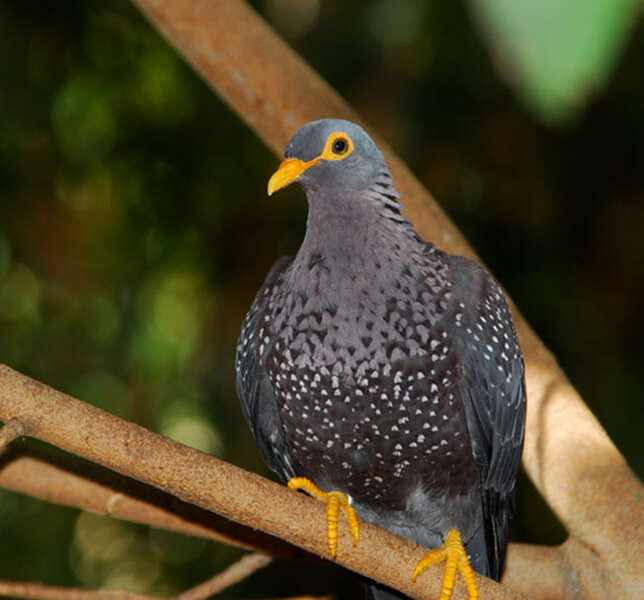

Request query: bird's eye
[
  {"left": 332, "top": 138, "right": 349, "bottom": 155},
  {"left": 321, "top": 133, "right": 354, "bottom": 161}
]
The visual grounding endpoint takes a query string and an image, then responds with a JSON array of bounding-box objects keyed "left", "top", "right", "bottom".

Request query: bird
[{"left": 236, "top": 119, "right": 526, "bottom": 599}]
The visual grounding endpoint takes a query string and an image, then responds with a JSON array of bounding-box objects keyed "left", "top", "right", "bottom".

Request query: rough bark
[
  {"left": 0, "top": 364, "right": 527, "bottom": 599},
  {"left": 0, "top": 1, "right": 641, "bottom": 598}
]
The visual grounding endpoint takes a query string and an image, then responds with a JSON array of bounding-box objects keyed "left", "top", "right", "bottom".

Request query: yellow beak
[{"left": 267, "top": 157, "right": 320, "bottom": 196}]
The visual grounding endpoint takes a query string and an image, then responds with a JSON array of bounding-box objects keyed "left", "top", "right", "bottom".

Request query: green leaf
[
  {"left": 51, "top": 75, "right": 118, "bottom": 164},
  {"left": 468, "top": 0, "right": 641, "bottom": 124}
]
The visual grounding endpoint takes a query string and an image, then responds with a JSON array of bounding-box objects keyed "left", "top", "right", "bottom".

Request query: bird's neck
[{"left": 288, "top": 187, "right": 422, "bottom": 302}]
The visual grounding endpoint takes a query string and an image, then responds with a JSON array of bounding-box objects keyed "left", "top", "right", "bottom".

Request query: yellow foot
[
  {"left": 287, "top": 476, "right": 359, "bottom": 559},
  {"left": 412, "top": 528, "right": 478, "bottom": 600}
]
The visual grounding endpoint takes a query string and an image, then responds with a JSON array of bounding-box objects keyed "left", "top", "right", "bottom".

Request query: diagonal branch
[
  {"left": 125, "top": 1, "right": 643, "bottom": 598},
  {"left": 0, "top": 1, "right": 641, "bottom": 599},
  {"left": 0, "top": 580, "right": 164, "bottom": 600},
  {"left": 0, "top": 553, "right": 271, "bottom": 600},
  {"left": 176, "top": 552, "right": 272, "bottom": 600},
  {"left": 1, "top": 445, "right": 564, "bottom": 596},
  {"left": 0, "top": 363, "right": 528, "bottom": 600},
  {"left": 1, "top": 445, "right": 569, "bottom": 596},
  {"left": 0, "top": 417, "right": 25, "bottom": 451},
  {"left": 0, "top": 447, "right": 305, "bottom": 558}
]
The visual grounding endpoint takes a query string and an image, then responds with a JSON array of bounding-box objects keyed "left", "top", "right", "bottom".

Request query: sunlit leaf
[
  {"left": 0, "top": 263, "right": 40, "bottom": 321},
  {"left": 51, "top": 75, "right": 119, "bottom": 163},
  {"left": 469, "top": 0, "right": 641, "bottom": 124}
]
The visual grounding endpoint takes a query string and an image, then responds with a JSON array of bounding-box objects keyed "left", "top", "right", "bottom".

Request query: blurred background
[{"left": 0, "top": 0, "right": 642, "bottom": 597}]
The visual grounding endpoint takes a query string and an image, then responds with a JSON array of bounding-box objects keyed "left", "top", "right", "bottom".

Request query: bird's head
[{"left": 267, "top": 119, "right": 386, "bottom": 196}]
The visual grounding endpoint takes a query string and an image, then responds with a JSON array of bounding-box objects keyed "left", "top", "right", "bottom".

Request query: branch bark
[
  {"left": 0, "top": 417, "right": 25, "bottom": 451},
  {"left": 0, "top": 580, "right": 163, "bottom": 600},
  {"left": 123, "top": 1, "right": 643, "bottom": 598},
  {"left": 0, "top": 553, "right": 270, "bottom": 600},
  {"left": 0, "top": 1, "right": 641, "bottom": 599},
  {"left": 1, "top": 445, "right": 566, "bottom": 596},
  {"left": 0, "top": 364, "right": 527, "bottom": 600},
  {"left": 0, "top": 447, "right": 305, "bottom": 558}
]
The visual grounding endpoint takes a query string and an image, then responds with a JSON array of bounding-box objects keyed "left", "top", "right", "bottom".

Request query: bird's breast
[{"left": 263, "top": 292, "right": 478, "bottom": 511}]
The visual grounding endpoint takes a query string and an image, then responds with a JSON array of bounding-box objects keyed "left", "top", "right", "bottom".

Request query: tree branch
[
  {"left": 124, "top": 0, "right": 643, "bottom": 597},
  {"left": 176, "top": 552, "right": 272, "bottom": 600},
  {"left": 0, "top": 364, "right": 528, "bottom": 600},
  {"left": 1, "top": 445, "right": 566, "bottom": 596},
  {"left": 0, "top": 446, "right": 305, "bottom": 558},
  {"left": 0, "top": 1, "right": 641, "bottom": 598},
  {"left": 0, "top": 553, "right": 270, "bottom": 600},
  {"left": 0, "top": 417, "right": 25, "bottom": 451},
  {"left": 3, "top": 445, "right": 574, "bottom": 597},
  {"left": 0, "top": 580, "right": 164, "bottom": 600}
]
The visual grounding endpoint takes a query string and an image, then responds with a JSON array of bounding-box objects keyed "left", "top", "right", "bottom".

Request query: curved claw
[
  {"left": 288, "top": 477, "right": 360, "bottom": 558},
  {"left": 412, "top": 528, "right": 479, "bottom": 600}
]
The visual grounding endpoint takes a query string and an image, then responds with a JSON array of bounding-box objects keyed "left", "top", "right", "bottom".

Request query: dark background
[{"left": 0, "top": 1, "right": 642, "bottom": 597}]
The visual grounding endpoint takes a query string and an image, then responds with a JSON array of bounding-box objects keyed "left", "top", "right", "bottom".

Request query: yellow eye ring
[{"left": 320, "top": 132, "right": 355, "bottom": 161}]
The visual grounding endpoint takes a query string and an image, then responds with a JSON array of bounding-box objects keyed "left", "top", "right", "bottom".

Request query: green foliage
[
  {"left": 469, "top": 0, "right": 641, "bottom": 124},
  {"left": 0, "top": 0, "right": 642, "bottom": 597},
  {"left": 52, "top": 75, "right": 119, "bottom": 164}
]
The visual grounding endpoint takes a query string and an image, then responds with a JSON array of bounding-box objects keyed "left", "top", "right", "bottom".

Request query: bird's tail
[{"left": 465, "top": 522, "right": 498, "bottom": 580}]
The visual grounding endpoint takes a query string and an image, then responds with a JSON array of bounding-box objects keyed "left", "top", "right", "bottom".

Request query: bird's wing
[
  {"left": 236, "top": 256, "right": 297, "bottom": 481},
  {"left": 447, "top": 255, "right": 526, "bottom": 580}
]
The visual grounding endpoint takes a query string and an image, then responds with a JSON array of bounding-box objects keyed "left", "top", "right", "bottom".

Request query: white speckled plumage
[{"left": 236, "top": 120, "right": 525, "bottom": 595}]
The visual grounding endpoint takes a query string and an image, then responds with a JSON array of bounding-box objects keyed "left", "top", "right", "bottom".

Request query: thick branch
[
  {"left": 0, "top": 417, "right": 26, "bottom": 451},
  {"left": 1, "top": 1, "right": 641, "bottom": 599},
  {"left": 0, "top": 364, "right": 527, "bottom": 600},
  {"left": 0, "top": 447, "right": 304, "bottom": 558},
  {"left": 1, "top": 446, "right": 564, "bottom": 597},
  {"left": 126, "top": 1, "right": 643, "bottom": 597},
  {"left": 2, "top": 445, "right": 565, "bottom": 596}
]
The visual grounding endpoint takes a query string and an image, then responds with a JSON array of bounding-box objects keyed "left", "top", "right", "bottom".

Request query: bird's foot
[
  {"left": 412, "top": 528, "right": 478, "bottom": 600},
  {"left": 287, "top": 476, "right": 359, "bottom": 559}
]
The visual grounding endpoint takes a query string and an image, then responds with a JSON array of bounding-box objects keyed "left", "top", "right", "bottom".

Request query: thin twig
[
  {"left": 0, "top": 580, "right": 164, "bottom": 600},
  {"left": 0, "top": 575, "right": 329, "bottom": 600},
  {"left": 177, "top": 553, "right": 272, "bottom": 600},
  {"left": 0, "top": 417, "right": 25, "bottom": 452},
  {"left": 262, "top": 597, "right": 334, "bottom": 600}
]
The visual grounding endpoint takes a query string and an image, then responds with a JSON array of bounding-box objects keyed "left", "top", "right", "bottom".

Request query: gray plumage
[{"left": 236, "top": 119, "right": 525, "bottom": 598}]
